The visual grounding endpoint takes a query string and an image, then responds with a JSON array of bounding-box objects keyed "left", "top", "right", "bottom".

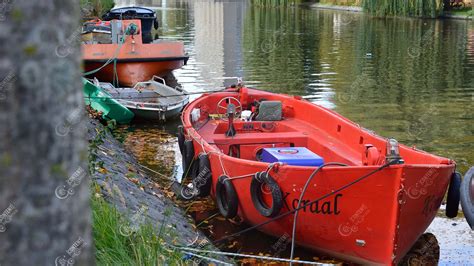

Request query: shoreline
[
  {"left": 440, "top": 13, "right": 473, "bottom": 20},
  {"left": 309, "top": 3, "right": 363, "bottom": 13},
  {"left": 87, "top": 118, "right": 231, "bottom": 264},
  {"left": 309, "top": 3, "right": 473, "bottom": 21}
]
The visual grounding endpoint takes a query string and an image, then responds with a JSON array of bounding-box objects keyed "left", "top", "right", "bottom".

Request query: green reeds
[
  {"left": 362, "top": 0, "right": 443, "bottom": 18},
  {"left": 253, "top": 0, "right": 304, "bottom": 7}
]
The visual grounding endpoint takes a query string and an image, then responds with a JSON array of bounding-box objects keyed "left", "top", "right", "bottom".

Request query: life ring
[
  {"left": 446, "top": 171, "right": 462, "bottom": 218},
  {"left": 182, "top": 140, "right": 194, "bottom": 179},
  {"left": 250, "top": 172, "right": 283, "bottom": 218},
  {"left": 192, "top": 153, "right": 212, "bottom": 197},
  {"left": 177, "top": 125, "right": 185, "bottom": 155},
  {"left": 216, "top": 175, "right": 238, "bottom": 218},
  {"left": 460, "top": 167, "right": 474, "bottom": 229}
]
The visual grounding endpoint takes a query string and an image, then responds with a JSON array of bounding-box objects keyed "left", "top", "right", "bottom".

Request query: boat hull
[
  {"left": 190, "top": 145, "right": 452, "bottom": 264},
  {"left": 84, "top": 59, "right": 186, "bottom": 87},
  {"left": 125, "top": 100, "right": 188, "bottom": 121},
  {"left": 97, "top": 79, "right": 189, "bottom": 121},
  {"left": 82, "top": 19, "right": 188, "bottom": 86},
  {"left": 180, "top": 87, "right": 455, "bottom": 264},
  {"left": 82, "top": 79, "right": 134, "bottom": 124}
]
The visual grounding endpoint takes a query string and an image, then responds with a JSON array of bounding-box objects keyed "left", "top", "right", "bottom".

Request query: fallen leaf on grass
[
  {"left": 98, "top": 167, "right": 108, "bottom": 174},
  {"left": 227, "top": 241, "right": 238, "bottom": 249},
  {"left": 129, "top": 178, "right": 139, "bottom": 184}
]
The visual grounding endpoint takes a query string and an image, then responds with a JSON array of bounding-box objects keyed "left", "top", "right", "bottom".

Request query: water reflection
[{"left": 112, "top": 0, "right": 473, "bottom": 262}]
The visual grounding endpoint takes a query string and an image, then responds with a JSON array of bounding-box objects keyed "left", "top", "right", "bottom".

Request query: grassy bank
[
  {"left": 446, "top": 7, "right": 474, "bottom": 17},
  {"left": 317, "top": 0, "right": 473, "bottom": 18},
  {"left": 91, "top": 194, "right": 185, "bottom": 265},
  {"left": 362, "top": 0, "right": 443, "bottom": 18}
]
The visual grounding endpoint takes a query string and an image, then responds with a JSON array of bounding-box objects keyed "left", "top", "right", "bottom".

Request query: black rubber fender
[
  {"left": 177, "top": 125, "right": 185, "bottom": 155},
  {"left": 250, "top": 172, "right": 283, "bottom": 218},
  {"left": 192, "top": 153, "right": 212, "bottom": 197},
  {"left": 182, "top": 140, "right": 194, "bottom": 179},
  {"left": 460, "top": 167, "right": 474, "bottom": 229},
  {"left": 216, "top": 175, "right": 238, "bottom": 218},
  {"left": 446, "top": 171, "right": 462, "bottom": 218},
  {"left": 189, "top": 158, "right": 199, "bottom": 182}
]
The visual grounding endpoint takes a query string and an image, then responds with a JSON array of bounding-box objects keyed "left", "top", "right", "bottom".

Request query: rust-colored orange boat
[
  {"left": 82, "top": 19, "right": 188, "bottom": 87},
  {"left": 178, "top": 85, "right": 460, "bottom": 264}
]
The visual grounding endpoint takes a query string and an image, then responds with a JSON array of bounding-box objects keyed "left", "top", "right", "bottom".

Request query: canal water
[{"left": 112, "top": 0, "right": 474, "bottom": 264}]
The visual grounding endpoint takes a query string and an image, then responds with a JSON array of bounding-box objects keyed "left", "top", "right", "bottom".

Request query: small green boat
[{"left": 83, "top": 78, "right": 134, "bottom": 124}]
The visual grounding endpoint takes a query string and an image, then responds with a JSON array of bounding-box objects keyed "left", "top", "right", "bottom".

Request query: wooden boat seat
[
  {"left": 200, "top": 118, "right": 361, "bottom": 165},
  {"left": 212, "top": 132, "right": 308, "bottom": 146}
]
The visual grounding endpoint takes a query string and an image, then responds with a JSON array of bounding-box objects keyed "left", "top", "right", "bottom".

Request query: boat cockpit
[{"left": 186, "top": 87, "right": 448, "bottom": 168}]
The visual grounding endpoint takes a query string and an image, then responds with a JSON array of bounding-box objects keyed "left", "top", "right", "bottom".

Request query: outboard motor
[{"left": 226, "top": 103, "right": 237, "bottom": 137}]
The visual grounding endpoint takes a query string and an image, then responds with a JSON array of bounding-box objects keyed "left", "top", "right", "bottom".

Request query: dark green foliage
[
  {"left": 362, "top": 0, "right": 442, "bottom": 18},
  {"left": 253, "top": 0, "right": 304, "bottom": 7},
  {"left": 81, "top": 0, "right": 115, "bottom": 17}
]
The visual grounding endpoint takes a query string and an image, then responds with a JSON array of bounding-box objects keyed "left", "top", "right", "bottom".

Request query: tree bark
[{"left": 0, "top": 0, "right": 93, "bottom": 265}]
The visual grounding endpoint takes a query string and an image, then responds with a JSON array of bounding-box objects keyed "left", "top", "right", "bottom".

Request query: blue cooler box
[{"left": 261, "top": 147, "right": 324, "bottom": 167}]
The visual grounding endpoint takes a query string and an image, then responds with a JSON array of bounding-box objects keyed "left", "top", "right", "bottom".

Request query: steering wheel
[{"left": 216, "top": 97, "right": 242, "bottom": 119}]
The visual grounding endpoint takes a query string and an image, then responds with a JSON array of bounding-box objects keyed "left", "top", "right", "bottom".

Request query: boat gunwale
[
  {"left": 83, "top": 56, "right": 189, "bottom": 63},
  {"left": 182, "top": 87, "right": 455, "bottom": 171},
  {"left": 120, "top": 98, "right": 189, "bottom": 112},
  {"left": 98, "top": 81, "right": 190, "bottom": 111},
  {"left": 188, "top": 131, "right": 453, "bottom": 171}
]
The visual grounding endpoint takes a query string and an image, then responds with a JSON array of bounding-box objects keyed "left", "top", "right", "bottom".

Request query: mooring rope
[
  {"left": 223, "top": 173, "right": 255, "bottom": 181},
  {"left": 83, "top": 18, "right": 131, "bottom": 78},
  {"left": 81, "top": 89, "right": 227, "bottom": 100},
  {"left": 222, "top": 162, "right": 283, "bottom": 182},
  {"left": 289, "top": 162, "right": 348, "bottom": 265},
  {"left": 211, "top": 159, "right": 400, "bottom": 246},
  {"left": 136, "top": 163, "right": 170, "bottom": 179},
  {"left": 180, "top": 250, "right": 233, "bottom": 266},
  {"left": 171, "top": 245, "right": 335, "bottom": 265},
  {"left": 82, "top": 35, "right": 126, "bottom": 77}
]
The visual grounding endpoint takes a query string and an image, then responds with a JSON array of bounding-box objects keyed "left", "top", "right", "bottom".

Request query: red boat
[
  {"left": 82, "top": 19, "right": 188, "bottom": 86},
  {"left": 178, "top": 85, "right": 458, "bottom": 265}
]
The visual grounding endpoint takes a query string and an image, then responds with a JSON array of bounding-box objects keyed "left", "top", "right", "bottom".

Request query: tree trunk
[{"left": 0, "top": 0, "right": 93, "bottom": 265}]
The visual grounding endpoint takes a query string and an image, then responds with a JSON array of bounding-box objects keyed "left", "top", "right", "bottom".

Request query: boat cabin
[{"left": 82, "top": 19, "right": 144, "bottom": 45}]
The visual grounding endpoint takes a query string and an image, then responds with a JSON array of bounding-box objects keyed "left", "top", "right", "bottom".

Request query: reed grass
[
  {"left": 362, "top": 0, "right": 443, "bottom": 18},
  {"left": 253, "top": 0, "right": 305, "bottom": 7}
]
